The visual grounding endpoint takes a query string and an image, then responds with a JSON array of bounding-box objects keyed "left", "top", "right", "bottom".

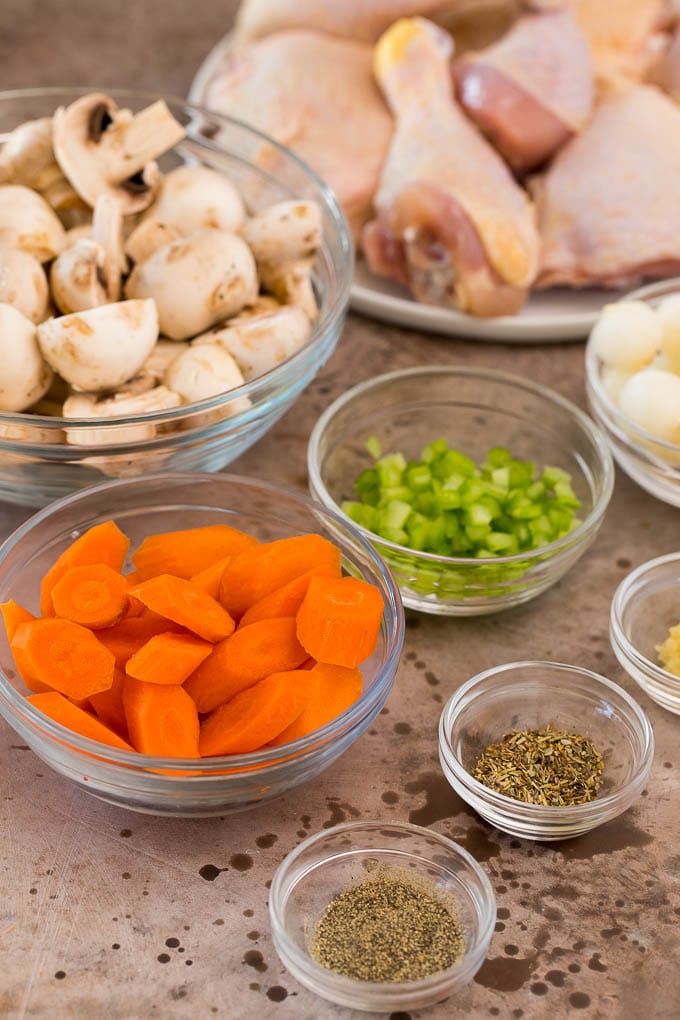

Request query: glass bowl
[
  {"left": 610, "top": 551, "right": 680, "bottom": 715},
  {"left": 438, "top": 661, "right": 654, "bottom": 841},
  {"left": 0, "top": 87, "right": 352, "bottom": 508},
  {"left": 0, "top": 473, "right": 403, "bottom": 816},
  {"left": 585, "top": 278, "right": 680, "bottom": 507},
  {"left": 269, "top": 820, "right": 496, "bottom": 1012},
  {"left": 307, "top": 366, "right": 614, "bottom": 616}
]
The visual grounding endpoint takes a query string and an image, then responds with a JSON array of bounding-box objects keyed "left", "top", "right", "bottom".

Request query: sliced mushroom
[
  {"left": 53, "top": 93, "right": 186, "bottom": 214},
  {"left": 241, "top": 201, "right": 322, "bottom": 264},
  {"left": 193, "top": 306, "right": 311, "bottom": 381},
  {"left": 0, "top": 303, "right": 53, "bottom": 411},
  {"left": 0, "top": 185, "right": 65, "bottom": 261},
  {"left": 0, "top": 118, "right": 55, "bottom": 186},
  {"left": 143, "top": 165, "right": 245, "bottom": 236},
  {"left": 143, "top": 338, "right": 189, "bottom": 380},
  {"left": 125, "top": 229, "right": 258, "bottom": 340},
  {"left": 63, "top": 386, "right": 181, "bottom": 446},
  {"left": 50, "top": 195, "right": 125, "bottom": 313},
  {"left": 124, "top": 218, "right": 181, "bottom": 265},
  {"left": 37, "top": 299, "right": 159, "bottom": 391},
  {"left": 0, "top": 244, "right": 50, "bottom": 323},
  {"left": 165, "top": 345, "right": 251, "bottom": 416},
  {"left": 258, "top": 256, "right": 318, "bottom": 320}
]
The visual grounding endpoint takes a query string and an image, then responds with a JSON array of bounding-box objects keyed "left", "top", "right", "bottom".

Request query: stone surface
[{"left": 1, "top": 3, "right": 679, "bottom": 1019}]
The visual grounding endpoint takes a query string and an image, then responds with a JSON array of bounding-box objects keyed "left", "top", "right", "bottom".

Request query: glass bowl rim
[
  {"left": 438, "top": 659, "right": 654, "bottom": 818},
  {"left": 308, "top": 364, "right": 614, "bottom": 567},
  {"left": 268, "top": 818, "right": 497, "bottom": 993},
  {"left": 0, "top": 85, "right": 353, "bottom": 432},
  {"left": 0, "top": 471, "right": 404, "bottom": 771},
  {"left": 610, "top": 550, "right": 680, "bottom": 688},
  {"left": 585, "top": 277, "right": 680, "bottom": 456}
]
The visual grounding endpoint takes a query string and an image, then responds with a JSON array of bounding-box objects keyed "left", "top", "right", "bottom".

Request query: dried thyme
[
  {"left": 310, "top": 866, "right": 465, "bottom": 982},
  {"left": 473, "top": 723, "right": 604, "bottom": 807}
]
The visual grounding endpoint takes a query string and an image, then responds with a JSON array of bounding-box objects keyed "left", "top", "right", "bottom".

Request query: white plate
[{"left": 190, "top": 34, "right": 608, "bottom": 344}]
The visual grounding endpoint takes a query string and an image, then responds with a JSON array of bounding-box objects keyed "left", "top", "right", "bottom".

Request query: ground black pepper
[{"left": 310, "top": 866, "right": 465, "bottom": 982}]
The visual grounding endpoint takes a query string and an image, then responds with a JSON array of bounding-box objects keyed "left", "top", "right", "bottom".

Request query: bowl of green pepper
[{"left": 307, "top": 366, "right": 614, "bottom": 615}]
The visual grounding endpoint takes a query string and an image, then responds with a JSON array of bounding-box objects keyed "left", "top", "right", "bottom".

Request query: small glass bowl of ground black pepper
[
  {"left": 269, "top": 820, "right": 496, "bottom": 1012},
  {"left": 439, "top": 661, "right": 654, "bottom": 841}
]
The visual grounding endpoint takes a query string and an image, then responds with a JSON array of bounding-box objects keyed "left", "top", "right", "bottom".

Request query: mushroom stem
[
  {"left": 92, "top": 194, "right": 125, "bottom": 301},
  {"left": 95, "top": 100, "right": 186, "bottom": 181}
]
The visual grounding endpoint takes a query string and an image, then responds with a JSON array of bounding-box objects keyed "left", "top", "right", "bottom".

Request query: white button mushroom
[
  {"left": 0, "top": 303, "right": 53, "bottom": 411},
  {"left": 193, "top": 306, "right": 312, "bottom": 381},
  {"left": 164, "top": 344, "right": 251, "bottom": 415},
  {"left": 124, "top": 229, "right": 258, "bottom": 340},
  {"left": 0, "top": 244, "right": 50, "bottom": 323},
  {"left": 143, "top": 165, "right": 245, "bottom": 236},
  {"left": 241, "top": 201, "right": 322, "bottom": 264},
  {"left": 258, "top": 257, "right": 318, "bottom": 320},
  {"left": 0, "top": 184, "right": 65, "bottom": 262},
  {"left": 230, "top": 294, "right": 281, "bottom": 321},
  {"left": 53, "top": 93, "right": 186, "bottom": 215},
  {"left": 37, "top": 299, "right": 159, "bottom": 391},
  {"left": 124, "top": 218, "right": 181, "bottom": 265},
  {"left": 143, "top": 338, "right": 189, "bottom": 380},
  {"left": 50, "top": 195, "right": 126, "bottom": 314},
  {"left": 63, "top": 386, "right": 181, "bottom": 446},
  {"left": 0, "top": 118, "right": 54, "bottom": 186},
  {"left": 589, "top": 301, "right": 662, "bottom": 371},
  {"left": 618, "top": 369, "right": 680, "bottom": 442},
  {"left": 63, "top": 222, "right": 93, "bottom": 248}
]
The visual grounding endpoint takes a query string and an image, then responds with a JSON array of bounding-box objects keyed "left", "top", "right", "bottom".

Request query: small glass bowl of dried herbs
[
  {"left": 269, "top": 820, "right": 496, "bottom": 1012},
  {"left": 439, "top": 661, "right": 654, "bottom": 841}
]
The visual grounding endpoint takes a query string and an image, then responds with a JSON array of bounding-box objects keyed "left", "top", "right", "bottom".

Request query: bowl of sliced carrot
[{"left": 0, "top": 473, "right": 403, "bottom": 816}]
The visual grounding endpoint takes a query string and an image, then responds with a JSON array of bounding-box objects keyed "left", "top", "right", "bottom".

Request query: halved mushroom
[
  {"left": 0, "top": 185, "right": 65, "bottom": 261},
  {"left": 164, "top": 344, "right": 251, "bottom": 416},
  {"left": 258, "top": 257, "right": 318, "bottom": 320},
  {"left": 63, "top": 222, "right": 93, "bottom": 248},
  {"left": 0, "top": 117, "right": 84, "bottom": 223},
  {"left": 241, "top": 201, "right": 322, "bottom": 265},
  {"left": 230, "top": 294, "right": 281, "bottom": 322},
  {"left": 125, "top": 229, "right": 258, "bottom": 340},
  {"left": 0, "top": 303, "right": 53, "bottom": 411},
  {"left": 50, "top": 195, "right": 125, "bottom": 314},
  {"left": 37, "top": 299, "right": 159, "bottom": 391},
  {"left": 124, "top": 218, "right": 181, "bottom": 265},
  {"left": 193, "top": 306, "right": 312, "bottom": 381},
  {"left": 0, "top": 244, "right": 50, "bottom": 323},
  {"left": 143, "top": 338, "right": 189, "bottom": 380},
  {"left": 63, "top": 385, "right": 181, "bottom": 446},
  {"left": 53, "top": 93, "right": 186, "bottom": 215},
  {"left": 142, "top": 165, "right": 246, "bottom": 236}
]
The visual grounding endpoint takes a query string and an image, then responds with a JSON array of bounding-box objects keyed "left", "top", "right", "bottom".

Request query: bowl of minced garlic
[{"left": 269, "top": 820, "right": 496, "bottom": 1012}]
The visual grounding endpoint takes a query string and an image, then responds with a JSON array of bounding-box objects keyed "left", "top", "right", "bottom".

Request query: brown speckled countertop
[{"left": 1, "top": 3, "right": 680, "bottom": 1019}]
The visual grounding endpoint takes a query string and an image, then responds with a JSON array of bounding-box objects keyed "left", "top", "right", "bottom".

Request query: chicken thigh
[
  {"left": 201, "top": 31, "right": 393, "bottom": 236},
  {"left": 454, "top": 8, "right": 594, "bottom": 172},
  {"left": 534, "top": 84, "right": 680, "bottom": 288},
  {"left": 362, "top": 18, "right": 539, "bottom": 316}
]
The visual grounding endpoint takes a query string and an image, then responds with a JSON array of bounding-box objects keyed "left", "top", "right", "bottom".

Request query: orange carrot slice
[
  {"left": 126, "top": 632, "right": 213, "bottom": 686},
  {"left": 40, "top": 520, "right": 130, "bottom": 616},
  {"left": 270, "top": 663, "right": 363, "bottom": 745},
  {"left": 1, "top": 600, "right": 35, "bottom": 642},
  {"left": 131, "top": 524, "right": 258, "bottom": 581},
  {"left": 89, "top": 667, "right": 128, "bottom": 738},
  {"left": 296, "top": 576, "right": 384, "bottom": 668},
  {"left": 189, "top": 555, "right": 233, "bottom": 600},
  {"left": 218, "top": 534, "right": 342, "bottom": 619},
  {"left": 95, "top": 615, "right": 183, "bottom": 669},
  {"left": 11, "top": 618, "right": 115, "bottom": 700},
  {"left": 122, "top": 676, "right": 200, "bottom": 757},
  {"left": 239, "top": 565, "right": 339, "bottom": 629},
  {"left": 28, "top": 691, "right": 133, "bottom": 750},
  {"left": 51, "top": 563, "right": 129, "bottom": 629},
  {"left": 199, "top": 669, "right": 315, "bottom": 756},
  {"left": 128, "top": 574, "right": 235, "bottom": 643},
  {"left": 184, "top": 617, "right": 307, "bottom": 714}
]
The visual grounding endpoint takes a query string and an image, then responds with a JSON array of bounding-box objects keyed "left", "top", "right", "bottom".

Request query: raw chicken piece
[
  {"left": 202, "top": 31, "right": 393, "bottom": 237},
  {"left": 648, "top": 23, "right": 680, "bottom": 99},
  {"left": 572, "top": 0, "right": 667, "bottom": 83},
  {"left": 234, "top": 0, "right": 564, "bottom": 44},
  {"left": 534, "top": 85, "right": 680, "bottom": 288},
  {"left": 363, "top": 18, "right": 539, "bottom": 316},
  {"left": 454, "top": 9, "right": 594, "bottom": 171}
]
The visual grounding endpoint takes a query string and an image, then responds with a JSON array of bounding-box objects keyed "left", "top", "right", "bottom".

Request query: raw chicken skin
[
  {"left": 363, "top": 18, "right": 539, "bottom": 316},
  {"left": 572, "top": 0, "right": 667, "bottom": 83},
  {"left": 202, "top": 31, "right": 393, "bottom": 236},
  {"left": 455, "top": 9, "right": 594, "bottom": 171},
  {"left": 534, "top": 85, "right": 680, "bottom": 288}
]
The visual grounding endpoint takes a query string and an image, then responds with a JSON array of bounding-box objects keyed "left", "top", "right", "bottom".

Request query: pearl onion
[
  {"left": 618, "top": 369, "right": 680, "bottom": 442},
  {"left": 657, "top": 294, "right": 680, "bottom": 372},
  {"left": 600, "top": 365, "right": 631, "bottom": 403},
  {"left": 590, "top": 301, "right": 661, "bottom": 371}
]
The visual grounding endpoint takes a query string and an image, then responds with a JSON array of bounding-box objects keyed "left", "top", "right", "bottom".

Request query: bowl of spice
[
  {"left": 439, "top": 661, "right": 654, "bottom": 841},
  {"left": 610, "top": 551, "right": 680, "bottom": 715},
  {"left": 308, "top": 366, "right": 614, "bottom": 615},
  {"left": 268, "top": 820, "right": 496, "bottom": 1012}
]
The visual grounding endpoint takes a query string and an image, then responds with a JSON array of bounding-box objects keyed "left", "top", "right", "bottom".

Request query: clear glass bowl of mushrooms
[{"left": 0, "top": 87, "right": 352, "bottom": 507}]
